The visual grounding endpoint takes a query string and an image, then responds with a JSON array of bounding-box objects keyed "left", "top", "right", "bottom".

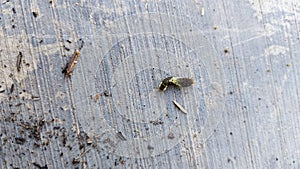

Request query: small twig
[
  {"left": 173, "top": 100, "right": 188, "bottom": 114},
  {"left": 16, "top": 52, "right": 23, "bottom": 72},
  {"left": 62, "top": 39, "right": 84, "bottom": 78},
  {"left": 62, "top": 50, "right": 81, "bottom": 78},
  {"left": 116, "top": 131, "right": 127, "bottom": 141},
  {"left": 10, "top": 84, "right": 14, "bottom": 94},
  {"left": 31, "top": 95, "right": 40, "bottom": 101}
]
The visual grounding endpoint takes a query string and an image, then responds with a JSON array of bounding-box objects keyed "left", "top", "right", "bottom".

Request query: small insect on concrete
[
  {"left": 158, "top": 77, "right": 173, "bottom": 91},
  {"left": 62, "top": 39, "right": 84, "bottom": 78},
  {"left": 158, "top": 76, "right": 194, "bottom": 91}
]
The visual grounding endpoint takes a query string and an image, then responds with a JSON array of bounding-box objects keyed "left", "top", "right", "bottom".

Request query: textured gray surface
[{"left": 0, "top": 0, "right": 299, "bottom": 168}]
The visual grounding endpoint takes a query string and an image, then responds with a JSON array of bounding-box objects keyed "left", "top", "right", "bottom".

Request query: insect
[
  {"left": 62, "top": 50, "right": 81, "bottom": 78},
  {"left": 158, "top": 76, "right": 194, "bottom": 91}
]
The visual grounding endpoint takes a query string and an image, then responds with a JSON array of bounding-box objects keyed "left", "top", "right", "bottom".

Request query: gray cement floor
[{"left": 0, "top": 0, "right": 299, "bottom": 168}]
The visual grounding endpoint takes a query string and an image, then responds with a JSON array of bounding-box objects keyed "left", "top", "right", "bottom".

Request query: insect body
[
  {"left": 158, "top": 76, "right": 194, "bottom": 91},
  {"left": 158, "top": 77, "right": 173, "bottom": 91}
]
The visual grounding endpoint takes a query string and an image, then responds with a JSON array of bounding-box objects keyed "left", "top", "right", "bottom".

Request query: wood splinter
[
  {"left": 62, "top": 39, "right": 84, "bottom": 78},
  {"left": 16, "top": 52, "right": 23, "bottom": 72},
  {"left": 173, "top": 100, "right": 188, "bottom": 114},
  {"left": 62, "top": 49, "right": 81, "bottom": 78}
]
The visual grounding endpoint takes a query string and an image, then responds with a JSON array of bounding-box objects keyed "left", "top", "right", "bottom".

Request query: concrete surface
[{"left": 0, "top": 0, "right": 299, "bottom": 168}]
